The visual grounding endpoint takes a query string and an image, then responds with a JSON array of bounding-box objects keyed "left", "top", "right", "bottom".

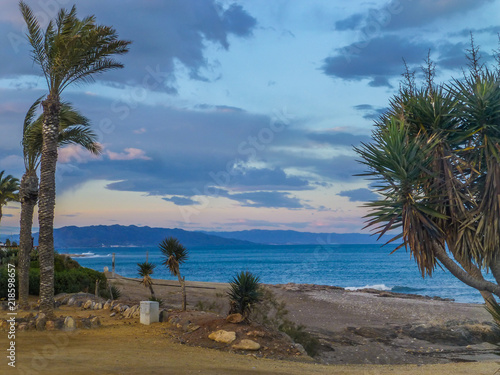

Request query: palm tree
[
  {"left": 355, "top": 55, "right": 500, "bottom": 308},
  {"left": 20, "top": 2, "right": 130, "bottom": 316},
  {"left": 18, "top": 97, "right": 101, "bottom": 309},
  {"left": 159, "top": 237, "right": 189, "bottom": 311},
  {"left": 0, "top": 171, "right": 19, "bottom": 225},
  {"left": 227, "top": 271, "right": 262, "bottom": 319},
  {"left": 137, "top": 262, "right": 156, "bottom": 299}
]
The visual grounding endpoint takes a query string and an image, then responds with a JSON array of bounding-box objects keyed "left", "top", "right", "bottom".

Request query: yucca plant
[
  {"left": 0, "top": 171, "right": 19, "bottom": 225},
  {"left": 137, "top": 261, "right": 156, "bottom": 299},
  {"left": 227, "top": 271, "right": 262, "bottom": 320},
  {"left": 159, "top": 237, "right": 189, "bottom": 311}
]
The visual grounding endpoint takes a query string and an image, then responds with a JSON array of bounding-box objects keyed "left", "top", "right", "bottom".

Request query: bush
[{"left": 227, "top": 271, "right": 262, "bottom": 318}]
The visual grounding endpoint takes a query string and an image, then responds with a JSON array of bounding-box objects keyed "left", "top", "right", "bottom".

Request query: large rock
[
  {"left": 232, "top": 339, "right": 260, "bottom": 351},
  {"left": 103, "top": 300, "right": 112, "bottom": 310},
  {"left": 226, "top": 313, "right": 244, "bottom": 324},
  {"left": 64, "top": 316, "right": 76, "bottom": 331},
  {"left": 208, "top": 330, "right": 236, "bottom": 344},
  {"left": 83, "top": 300, "right": 93, "bottom": 310},
  {"left": 90, "top": 317, "right": 101, "bottom": 328},
  {"left": 159, "top": 310, "right": 169, "bottom": 322},
  {"left": 45, "top": 321, "right": 56, "bottom": 331},
  {"left": 35, "top": 313, "right": 47, "bottom": 331}
]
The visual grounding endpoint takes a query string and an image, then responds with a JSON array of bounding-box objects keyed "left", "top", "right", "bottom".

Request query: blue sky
[{"left": 0, "top": 0, "right": 499, "bottom": 235}]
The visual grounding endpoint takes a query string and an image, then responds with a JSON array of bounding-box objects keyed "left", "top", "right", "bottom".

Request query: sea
[{"left": 64, "top": 243, "right": 494, "bottom": 304}]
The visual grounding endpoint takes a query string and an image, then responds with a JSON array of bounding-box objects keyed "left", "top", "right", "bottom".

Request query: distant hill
[
  {"left": 203, "top": 229, "right": 396, "bottom": 245},
  {"left": 33, "top": 225, "right": 255, "bottom": 248}
]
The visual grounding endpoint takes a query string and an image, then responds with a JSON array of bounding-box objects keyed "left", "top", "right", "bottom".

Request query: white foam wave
[{"left": 345, "top": 284, "right": 391, "bottom": 291}]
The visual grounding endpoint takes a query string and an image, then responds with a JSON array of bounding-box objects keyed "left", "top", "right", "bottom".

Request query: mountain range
[{"left": 21, "top": 225, "right": 395, "bottom": 248}]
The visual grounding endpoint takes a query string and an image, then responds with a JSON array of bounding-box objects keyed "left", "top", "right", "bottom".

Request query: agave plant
[
  {"left": 137, "top": 261, "right": 156, "bottom": 299},
  {"left": 227, "top": 271, "right": 262, "bottom": 319},
  {"left": 159, "top": 237, "right": 189, "bottom": 311}
]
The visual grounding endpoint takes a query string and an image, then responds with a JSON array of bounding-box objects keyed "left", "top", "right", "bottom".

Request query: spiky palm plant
[
  {"left": 159, "top": 237, "right": 189, "bottom": 310},
  {"left": 227, "top": 271, "right": 262, "bottom": 319},
  {"left": 355, "top": 48, "right": 500, "bottom": 307},
  {"left": 137, "top": 261, "right": 156, "bottom": 299},
  {"left": 18, "top": 98, "right": 101, "bottom": 309},
  {"left": 20, "top": 2, "right": 130, "bottom": 316},
  {"left": 0, "top": 171, "right": 19, "bottom": 225}
]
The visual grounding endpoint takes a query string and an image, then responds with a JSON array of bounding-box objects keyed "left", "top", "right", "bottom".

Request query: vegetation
[
  {"left": 0, "top": 171, "right": 19, "bottom": 225},
  {"left": 227, "top": 271, "right": 262, "bottom": 319},
  {"left": 137, "top": 261, "right": 156, "bottom": 298},
  {"left": 18, "top": 98, "right": 101, "bottom": 309},
  {"left": 355, "top": 37, "right": 500, "bottom": 309},
  {"left": 20, "top": 2, "right": 130, "bottom": 316},
  {"left": 159, "top": 237, "right": 189, "bottom": 310}
]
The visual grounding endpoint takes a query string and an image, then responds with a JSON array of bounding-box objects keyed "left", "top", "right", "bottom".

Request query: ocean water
[{"left": 64, "top": 243, "right": 493, "bottom": 304}]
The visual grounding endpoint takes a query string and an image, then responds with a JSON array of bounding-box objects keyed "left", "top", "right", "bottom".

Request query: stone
[
  {"left": 104, "top": 266, "right": 109, "bottom": 272},
  {"left": 90, "top": 317, "right": 101, "bottom": 328},
  {"left": 120, "top": 305, "right": 129, "bottom": 312},
  {"left": 83, "top": 300, "right": 92, "bottom": 310},
  {"left": 208, "top": 330, "right": 236, "bottom": 344},
  {"left": 18, "top": 323, "right": 28, "bottom": 332},
  {"left": 45, "top": 321, "right": 56, "bottom": 331},
  {"left": 232, "top": 339, "right": 261, "bottom": 351},
  {"left": 103, "top": 300, "right": 112, "bottom": 310},
  {"left": 186, "top": 323, "right": 200, "bottom": 333},
  {"left": 67, "top": 297, "right": 76, "bottom": 306},
  {"left": 110, "top": 312, "right": 116, "bottom": 317},
  {"left": 35, "top": 313, "right": 47, "bottom": 331},
  {"left": 226, "top": 313, "right": 244, "bottom": 324},
  {"left": 112, "top": 303, "right": 121, "bottom": 312},
  {"left": 140, "top": 301, "right": 159, "bottom": 325},
  {"left": 247, "top": 330, "right": 266, "bottom": 338},
  {"left": 64, "top": 316, "right": 76, "bottom": 331},
  {"left": 159, "top": 310, "right": 169, "bottom": 322}
]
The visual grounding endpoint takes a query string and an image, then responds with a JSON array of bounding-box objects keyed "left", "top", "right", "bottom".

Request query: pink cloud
[
  {"left": 106, "top": 148, "right": 151, "bottom": 161},
  {"left": 58, "top": 144, "right": 100, "bottom": 164},
  {"left": 133, "top": 128, "right": 147, "bottom": 134}
]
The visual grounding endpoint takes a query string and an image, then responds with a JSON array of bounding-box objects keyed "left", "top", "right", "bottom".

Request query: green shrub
[{"left": 227, "top": 271, "right": 262, "bottom": 318}]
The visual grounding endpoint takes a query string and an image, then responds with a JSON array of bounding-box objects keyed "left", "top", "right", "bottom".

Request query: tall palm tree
[
  {"left": 20, "top": 2, "right": 130, "bottom": 316},
  {"left": 137, "top": 262, "right": 156, "bottom": 299},
  {"left": 159, "top": 237, "right": 189, "bottom": 311},
  {"left": 18, "top": 97, "right": 101, "bottom": 309},
  {"left": 0, "top": 171, "right": 19, "bottom": 225}
]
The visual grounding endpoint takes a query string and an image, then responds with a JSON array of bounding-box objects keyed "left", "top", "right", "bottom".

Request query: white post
[{"left": 140, "top": 301, "right": 159, "bottom": 325}]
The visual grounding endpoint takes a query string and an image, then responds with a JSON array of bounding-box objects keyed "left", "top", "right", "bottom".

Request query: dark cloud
[
  {"left": 162, "top": 196, "right": 200, "bottom": 206},
  {"left": 224, "top": 219, "right": 310, "bottom": 229},
  {"left": 2, "top": 1, "right": 257, "bottom": 92},
  {"left": 451, "top": 26, "right": 500, "bottom": 38},
  {"left": 334, "top": 0, "right": 494, "bottom": 32},
  {"left": 228, "top": 167, "right": 310, "bottom": 191},
  {"left": 338, "top": 188, "right": 378, "bottom": 202},
  {"left": 229, "top": 191, "right": 304, "bottom": 209},
  {"left": 322, "top": 35, "right": 430, "bottom": 86},
  {"left": 353, "top": 104, "right": 387, "bottom": 120}
]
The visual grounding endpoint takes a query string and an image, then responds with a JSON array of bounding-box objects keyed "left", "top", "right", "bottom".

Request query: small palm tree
[
  {"left": 159, "top": 237, "right": 189, "bottom": 311},
  {"left": 0, "top": 171, "right": 19, "bottom": 224},
  {"left": 137, "top": 261, "right": 156, "bottom": 299},
  {"left": 227, "top": 271, "right": 262, "bottom": 320}
]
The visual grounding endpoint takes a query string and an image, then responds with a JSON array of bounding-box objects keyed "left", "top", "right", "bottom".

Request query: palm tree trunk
[
  {"left": 433, "top": 244, "right": 500, "bottom": 298},
  {"left": 149, "top": 284, "right": 156, "bottom": 299},
  {"left": 18, "top": 170, "right": 39, "bottom": 310},
  {"left": 177, "top": 274, "right": 186, "bottom": 311},
  {"left": 38, "top": 96, "right": 60, "bottom": 317},
  {"left": 0, "top": 205, "right": 3, "bottom": 224}
]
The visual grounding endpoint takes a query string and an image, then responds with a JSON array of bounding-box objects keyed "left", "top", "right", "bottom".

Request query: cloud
[
  {"left": 334, "top": 0, "right": 494, "bottom": 32},
  {"left": 229, "top": 191, "right": 304, "bottom": 209},
  {"left": 338, "top": 188, "right": 378, "bottom": 202},
  {"left": 106, "top": 148, "right": 151, "bottom": 161},
  {"left": 162, "top": 196, "right": 200, "bottom": 206},
  {"left": 353, "top": 104, "right": 387, "bottom": 121},
  {"left": 322, "top": 35, "right": 430, "bottom": 87},
  {"left": 58, "top": 144, "right": 101, "bottom": 164},
  {"left": 226, "top": 219, "right": 310, "bottom": 229},
  {"left": 307, "top": 131, "right": 371, "bottom": 146}
]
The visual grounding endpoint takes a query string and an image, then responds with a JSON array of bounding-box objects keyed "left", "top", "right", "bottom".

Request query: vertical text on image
[{"left": 6, "top": 263, "right": 17, "bottom": 368}]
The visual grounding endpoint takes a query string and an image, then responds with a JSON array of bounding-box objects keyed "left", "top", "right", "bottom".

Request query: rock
[
  {"left": 226, "top": 313, "right": 244, "bottom": 324},
  {"left": 90, "top": 317, "right": 101, "bottom": 328},
  {"left": 120, "top": 305, "right": 129, "bottom": 312},
  {"left": 208, "top": 330, "right": 236, "bottom": 344},
  {"left": 103, "top": 300, "right": 112, "bottom": 310},
  {"left": 132, "top": 308, "right": 141, "bottom": 319},
  {"left": 159, "top": 310, "right": 169, "bottom": 322},
  {"left": 83, "top": 300, "right": 92, "bottom": 310},
  {"left": 232, "top": 339, "right": 260, "bottom": 351},
  {"left": 104, "top": 266, "right": 109, "bottom": 272},
  {"left": 247, "top": 330, "right": 266, "bottom": 338},
  {"left": 67, "top": 297, "right": 76, "bottom": 306},
  {"left": 45, "top": 320, "right": 56, "bottom": 331},
  {"left": 294, "top": 343, "right": 307, "bottom": 355},
  {"left": 64, "top": 316, "right": 76, "bottom": 331},
  {"left": 35, "top": 313, "right": 47, "bottom": 331},
  {"left": 186, "top": 323, "right": 200, "bottom": 332},
  {"left": 123, "top": 307, "right": 133, "bottom": 318},
  {"left": 76, "top": 319, "right": 90, "bottom": 329},
  {"left": 96, "top": 302, "right": 103, "bottom": 310},
  {"left": 18, "top": 323, "right": 28, "bottom": 332},
  {"left": 110, "top": 312, "right": 116, "bottom": 317},
  {"left": 347, "top": 326, "right": 398, "bottom": 341}
]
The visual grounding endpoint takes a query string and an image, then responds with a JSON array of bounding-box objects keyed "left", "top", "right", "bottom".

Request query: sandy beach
[{"left": 2, "top": 275, "right": 499, "bottom": 374}]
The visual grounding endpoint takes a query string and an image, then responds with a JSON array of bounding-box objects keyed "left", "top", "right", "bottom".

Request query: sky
[{"left": 0, "top": 0, "right": 499, "bottom": 235}]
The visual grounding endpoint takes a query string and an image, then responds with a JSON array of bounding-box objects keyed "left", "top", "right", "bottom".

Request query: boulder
[
  {"left": 35, "top": 313, "right": 47, "bottom": 331},
  {"left": 208, "top": 330, "right": 236, "bottom": 344},
  {"left": 67, "top": 297, "right": 76, "bottom": 306},
  {"left": 83, "top": 300, "right": 92, "bottom": 310},
  {"left": 103, "top": 300, "right": 112, "bottom": 310},
  {"left": 186, "top": 323, "right": 200, "bottom": 333},
  {"left": 232, "top": 339, "right": 260, "bottom": 351},
  {"left": 159, "top": 310, "right": 169, "bottom": 322},
  {"left": 246, "top": 330, "right": 266, "bottom": 338},
  {"left": 226, "top": 313, "right": 244, "bottom": 324},
  {"left": 45, "top": 321, "right": 56, "bottom": 331},
  {"left": 64, "top": 316, "right": 76, "bottom": 331},
  {"left": 90, "top": 317, "right": 101, "bottom": 328}
]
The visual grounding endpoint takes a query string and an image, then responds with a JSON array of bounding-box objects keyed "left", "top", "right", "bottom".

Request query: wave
[
  {"left": 68, "top": 252, "right": 112, "bottom": 259},
  {"left": 344, "top": 284, "right": 391, "bottom": 291},
  {"left": 391, "top": 286, "right": 425, "bottom": 293}
]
